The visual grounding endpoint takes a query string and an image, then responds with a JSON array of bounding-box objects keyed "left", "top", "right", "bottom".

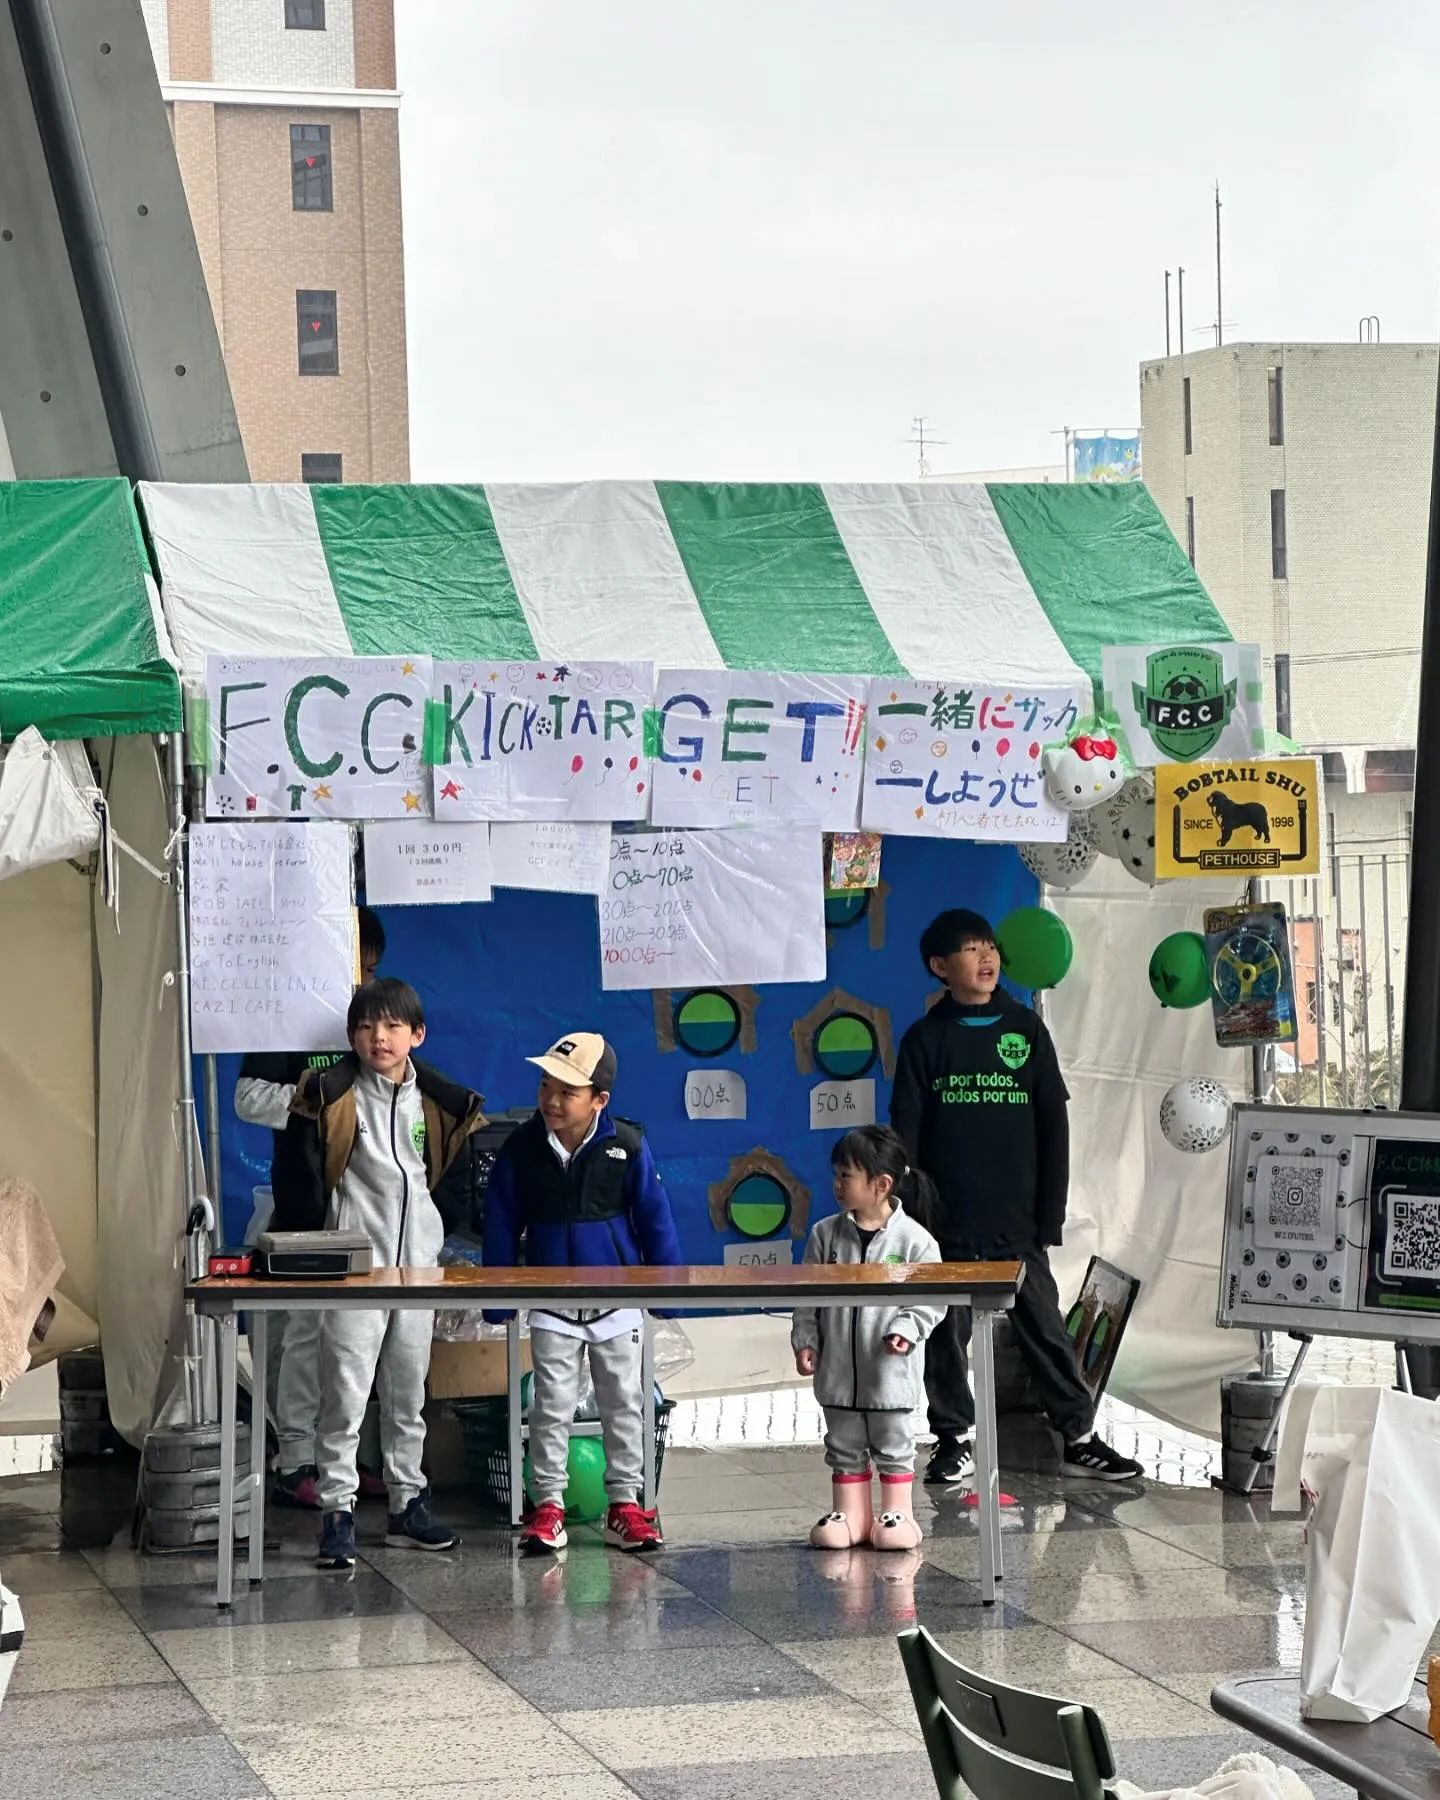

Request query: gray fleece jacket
[
  {"left": 327, "top": 1061, "right": 444, "bottom": 1269},
  {"left": 790, "top": 1206, "right": 944, "bottom": 1412}
]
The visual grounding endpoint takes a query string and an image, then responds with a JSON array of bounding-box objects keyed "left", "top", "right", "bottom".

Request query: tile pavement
[{"left": 0, "top": 1448, "right": 1430, "bottom": 1799}]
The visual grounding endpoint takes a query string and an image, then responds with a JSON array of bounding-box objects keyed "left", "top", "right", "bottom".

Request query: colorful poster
[
  {"left": 860, "top": 679, "right": 1079, "bottom": 841},
  {"left": 600, "top": 826, "right": 826, "bottom": 991},
  {"left": 649, "top": 671, "right": 866, "bottom": 830},
  {"left": 188, "top": 822, "right": 354, "bottom": 1054},
  {"left": 205, "top": 655, "right": 432, "bottom": 820},
  {"left": 1155, "top": 757, "right": 1322, "bottom": 878},
  {"left": 1072, "top": 433, "right": 1141, "bottom": 482},
  {"left": 362, "top": 821, "right": 492, "bottom": 906},
  {"left": 488, "top": 820, "right": 610, "bottom": 895},
  {"left": 1103, "top": 642, "right": 1265, "bottom": 767},
  {"left": 430, "top": 659, "right": 653, "bottom": 821},
  {"left": 827, "top": 831, "right": 882, "bottom": 891}
]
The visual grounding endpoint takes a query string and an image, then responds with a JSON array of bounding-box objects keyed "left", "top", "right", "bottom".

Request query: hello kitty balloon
[{"left": 1041, "top": 734, "right": 1126, "bottom": 812}]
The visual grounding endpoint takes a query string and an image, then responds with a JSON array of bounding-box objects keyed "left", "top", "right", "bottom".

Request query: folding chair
[{"left": 897, "top": 1623, "right": 1117, "bottom": 1800}]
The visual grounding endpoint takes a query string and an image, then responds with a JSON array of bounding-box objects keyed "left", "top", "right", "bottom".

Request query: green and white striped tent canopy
[
  {"left": 138, "top": 480, "right": 1228, "bottom": 688},
  {"left": 0, "top": 480, "right": 179, "bottom": 739}
]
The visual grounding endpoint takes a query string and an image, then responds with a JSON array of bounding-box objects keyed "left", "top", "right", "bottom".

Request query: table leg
[
  {"left": 216, "top": 1313, "right": 237, "bottom": 1608},
  {"left": 507, "top": 1315, "right": 523, "bottom": 1528},
  {"left": 246, "top": 1311, "right": 268, "bottom": 1584},
  {"left": 641, "top": 1314, "right": 657, "bottom": 1511},
  {"left": 971, "top": 1305, "right": 1003, "bottom": 1607}
]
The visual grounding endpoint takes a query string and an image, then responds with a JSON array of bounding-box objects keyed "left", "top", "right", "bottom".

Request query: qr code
[
  {"left": 1265, "top": 1163, "right": 1323, "bottom": 1234},
  {"left": 1385, "top": 1195, "right": 1440, "bottom": 1276}
]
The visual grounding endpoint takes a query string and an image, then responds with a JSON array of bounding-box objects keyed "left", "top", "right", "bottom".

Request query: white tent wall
[
  {"left": 1048, "top": 857, "right": 1260, "bottom": 1436},
  {"left": 0, "top": 858, "right": 99, "bottom": 1358},
  {"left": 94, "top": 734, "right": 189, "bottom": 1446}
]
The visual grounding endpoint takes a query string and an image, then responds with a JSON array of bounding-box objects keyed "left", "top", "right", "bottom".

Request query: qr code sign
[
  {"left": 1385, "top": 1195, "right": 1440, "bottom": 1277},
  {"left": 1265, "top": 1163, "right": 1323, "bottom": 1236}
]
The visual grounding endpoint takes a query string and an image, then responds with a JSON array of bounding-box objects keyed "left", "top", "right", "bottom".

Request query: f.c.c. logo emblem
[
  {"left": 1134, "top": 646, "right": 1237, "bottom": 761},
  {"left": 996, "top": 1032, "right": 1031, "bottom": 1071}
]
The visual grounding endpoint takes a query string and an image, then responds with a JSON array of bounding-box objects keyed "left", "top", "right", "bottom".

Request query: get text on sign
[{"left": 1156, "top": 757, "right": 1322, "bottom": 878}]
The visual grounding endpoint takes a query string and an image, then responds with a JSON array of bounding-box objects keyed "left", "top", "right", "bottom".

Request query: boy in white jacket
[{"left": 792, "top": 1125, "right": 943, "bottom": 1551}]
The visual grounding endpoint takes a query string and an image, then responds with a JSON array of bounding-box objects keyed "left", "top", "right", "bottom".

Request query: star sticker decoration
[
  {"left": 402, "top": 791, "right": 422, "bottom": 812},
  {"left": 400, "top": 662, "right": 417, "bottom": 677},
  {"left": 311, "top": 783, "right": 332, "bottom": 801},
  {"left": 488, "top": 672, "right": 499, "bottom": 681},
  {"left": 553, "top": 664, "right": 571, "bottom": 682},
  {"left": 440, "top": 779, "right": 462, "bottom": 801}
]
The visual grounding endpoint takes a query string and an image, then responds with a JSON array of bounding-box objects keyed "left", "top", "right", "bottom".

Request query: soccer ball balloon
[
  {"left": 1019, "top": 812, "right": 1099, "bottom": 889},
  {"left": 1105, "top": 774, "right": 1157, "bottom": 885},
  {"left": 1159, "top": 1077, "right": 1232, "bottom": 1153}
]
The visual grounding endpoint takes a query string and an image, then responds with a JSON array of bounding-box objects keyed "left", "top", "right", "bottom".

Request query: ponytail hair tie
[{"left": 903, "top": 1165, "right": 910, "bottom": 1176}]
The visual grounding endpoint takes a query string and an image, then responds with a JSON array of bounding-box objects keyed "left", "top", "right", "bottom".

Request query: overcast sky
[{"left": 394, "top": 0, "right": 1440, "bottom": 483}]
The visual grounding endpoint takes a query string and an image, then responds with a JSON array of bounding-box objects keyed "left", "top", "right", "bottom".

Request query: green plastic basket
[{"left": 449, "top": 1395, "right": 675, "bottom": 1516}]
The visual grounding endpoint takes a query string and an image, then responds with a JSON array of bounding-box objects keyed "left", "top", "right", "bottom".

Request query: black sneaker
[
  {"left": 1061, "top": 1434, "right": 1145, "bottom": 1482},
  {"left": 924, "top": 1437, "right": 976, "bottom": 1486},
  {"left": 316, "top": 1509, "right": 356, "bottom": 1569},
  {"left": 385, "top": 1492, "right": 458, "bottom": 1552}
]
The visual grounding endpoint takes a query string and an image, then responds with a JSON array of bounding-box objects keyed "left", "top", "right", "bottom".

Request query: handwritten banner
[
  {"left": 601, "top": 826, "right": 826, "bottom": 991},
  {"left": 430, "top": 659, "right": 653, "bottom": 821},
  {"left": 860, "top": 679, "right": 1080, "bottom": 841},
  {"left": 206, "top": 656, "right": 432, "bottom": 820},
  {"left": 189, "top": 822, "right": 354, "bottom": 1054},
  {"left": 649, "top": 670, "right": 866, "bottom": 830}
]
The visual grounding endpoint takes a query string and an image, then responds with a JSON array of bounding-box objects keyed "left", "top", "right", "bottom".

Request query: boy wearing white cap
[{"left": 483, "top": 1033, "right": 682, "bottom": 1555}]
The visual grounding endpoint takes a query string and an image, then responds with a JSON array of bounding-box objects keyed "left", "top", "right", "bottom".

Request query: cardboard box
[
  {"left": 427, "top": 1336, "right": 531, "bottom": 1401},
  {"left": 419, "top": 1400, "right": 469, "bottom": 1489}
]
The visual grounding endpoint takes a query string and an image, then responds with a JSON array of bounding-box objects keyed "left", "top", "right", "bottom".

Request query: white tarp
[
  {"left": 1048, "top": 856, "right": 1259, "bottom": 1434},
  {"left": 0, "top": 728, "right": 101, "bottom": 884}
]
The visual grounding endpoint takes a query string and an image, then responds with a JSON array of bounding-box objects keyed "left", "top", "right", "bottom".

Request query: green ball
[
  {"left": 995, "top": 906, "right": 1073, "bottom": 991},
  {"left": 1148, "top": 932, "right": 1211, "bottom": 1009},
  {"left": 523, "top": 1432, "right": 610, "bottom": 1522}
]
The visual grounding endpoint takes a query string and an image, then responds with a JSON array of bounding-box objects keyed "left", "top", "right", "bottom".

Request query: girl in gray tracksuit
[{"left": 792, "top": 1125, "right": 943, "bottom": 1552}]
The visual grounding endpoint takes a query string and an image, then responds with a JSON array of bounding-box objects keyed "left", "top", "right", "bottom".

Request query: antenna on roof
[{"left": 908, "top": 417, "right": 946, "bottom": 479}]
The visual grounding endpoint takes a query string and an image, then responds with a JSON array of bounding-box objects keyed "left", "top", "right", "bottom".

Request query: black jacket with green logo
[{"left": 890, "top": 994, "right": 1069, "bottom": 1253}]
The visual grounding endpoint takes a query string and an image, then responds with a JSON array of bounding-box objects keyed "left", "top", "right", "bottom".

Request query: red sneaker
[
  {"left": 272, "top": 1465, "right": 322, "bottom": 1510},
  {"left": 519, "top": 1499, "right": 568, "bottom": 1556},
  {"left": 604, "top": 1502, "right": 663, "bottom": 1553},
  {"left": 357, "top": 1465, "right": 388, "bottom": 1503}
]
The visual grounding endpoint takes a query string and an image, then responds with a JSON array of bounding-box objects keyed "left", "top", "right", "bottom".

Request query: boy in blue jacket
[{"left": 484, "top": 1032, "right": 681, "bottom": 1556}]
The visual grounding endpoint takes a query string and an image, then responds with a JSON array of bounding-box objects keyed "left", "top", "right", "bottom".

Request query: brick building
[{"left": 142, "top": 0, "right": 409, "bottom": 483}]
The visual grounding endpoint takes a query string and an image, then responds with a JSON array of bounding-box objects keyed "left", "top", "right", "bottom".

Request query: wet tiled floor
[{"left": 2, "top": 1442, "right": 1425, "bottom": 1800}]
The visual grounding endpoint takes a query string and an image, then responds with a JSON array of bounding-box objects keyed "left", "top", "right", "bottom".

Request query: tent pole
[{"left": 166, "top": 730, "right": 208, "bottom": 1426}]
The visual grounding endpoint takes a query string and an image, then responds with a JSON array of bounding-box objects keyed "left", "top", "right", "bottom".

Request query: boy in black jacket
[{"left": 891, "top": 908, "right": 1143, "bottom": 1486}]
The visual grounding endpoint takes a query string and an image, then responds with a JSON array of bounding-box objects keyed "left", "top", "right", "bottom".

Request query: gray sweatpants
[
  {"left": 528, "top": 1324, "right": 645, "bottom": 1506},
  {"left": 273, "top": 1310, "right": 322, "bottom": 1472},
  {"left": 822, "top": 1406, "right": 917, "bottom": 1478},
  {"left": 315, "top": 1307, "right": 433, "bottom": 1513}
]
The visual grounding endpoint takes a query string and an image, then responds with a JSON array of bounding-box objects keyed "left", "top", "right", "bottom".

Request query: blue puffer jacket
[{"left": 482, "top": 1108, "right": 682, "bottom": 1318}]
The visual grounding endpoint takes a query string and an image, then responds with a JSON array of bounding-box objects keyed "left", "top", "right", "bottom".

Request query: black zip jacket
[{"left": 890, "top": 993, "right": 1069, "bottom": 1252}]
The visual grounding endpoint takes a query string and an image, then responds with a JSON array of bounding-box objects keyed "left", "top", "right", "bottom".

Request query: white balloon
[
  {"left": 1019, "top": 813, "right": 1098, "bottom": 889},
  {"left": 1105, "top": 774, "right": 1157, "bottom": 884},
  {"left": 1159, "top": 1077, "right": 1233, "bottom": 1153},
  {"left": 1042, "top": 739, "right": 1127, "bottom": 813}
]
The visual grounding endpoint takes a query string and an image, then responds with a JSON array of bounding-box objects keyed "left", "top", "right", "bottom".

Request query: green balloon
[
  {"left": 523, "top": 1432, "right": 610, "bottom": 1522},
  {"left": 1148, "top": 931, "right": 1211, "bottom": 1009},
  {"left": 995, "top": 906, "right": 1073, "bottom": 990}
]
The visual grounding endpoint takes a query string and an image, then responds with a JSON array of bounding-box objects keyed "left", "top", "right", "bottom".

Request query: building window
[
  {"left": 297, "top": 290, "right": 338, "bottom": 376},
  {"left": 290, "top": 125, "right": 332, "bottom": 212},
  {"left": 1270, "top": 488, "right": 1288, "bottom": 579},
  {"left": 1365, "top": 748, "right": 1416, "bottom": 794},
  {"left": 1274, "top": 650, "right": 1291, "bottom": 738},
  {"left": 1185, "top": 495, "right": 1195, "bottom": 566},
  {"left": 1268, "top": 365, "right": 1285, "bottom": 446},
  {"left": 301, "top": 452, "right": 343, "bottom": 484},
  {"left": 285, "top": 0, "right": 325, "bottom": 27},
  {"left": 1182, "top": 376, "right": 1193, "bottom": 454}
]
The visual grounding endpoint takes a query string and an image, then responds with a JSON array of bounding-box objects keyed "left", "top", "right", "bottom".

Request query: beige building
[
  {"left": 1139, "top": 342, "right": 1432, "bottom": 771},
  {"left": 142, "top": 0, "right": 409, "bottom": 483}
]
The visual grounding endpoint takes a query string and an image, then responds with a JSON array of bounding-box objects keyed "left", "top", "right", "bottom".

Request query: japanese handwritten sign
[
  {"left": 489, "top": 820, "right": 610, "bottom": 895},
  {"left": 189, "top": 822, "right": 354, "bottom": 1054},
  {"left": 1155, "top": 757, "right": 1321, "bottom": 878},
  {"left": 859, "top": 679, "right": 1079, "bottom": 841},
  {"left": 430, "top": 659, "right": 653, "bottom": 821},
  {"left": 601, "top": 826, "right": 827, "bottom": 991},
  {"left": 809, "top": 1078, "right": 877, "bottom": 1130},
  {"left": 684, "top": 1070, "right": 748, "bottom": 1121},
  {"left": 362, "top": 821, "right": 493, "bottom": 906},
  {"left": 205, "top": 656, "right": 432, "bottom": 821},
  {"left": 650, "top": 671, "right": 867, "bottom": 830}
]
